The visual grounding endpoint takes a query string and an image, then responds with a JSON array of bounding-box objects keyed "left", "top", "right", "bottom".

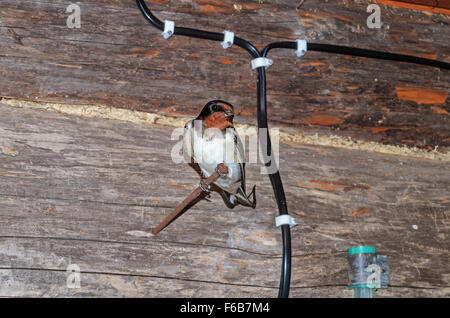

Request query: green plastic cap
[
  {"left": 349, "top": 284, "right": 378, "bottom": 290},
  {"left": 348, "top": 246, "right": 375, "bottom": 255}
]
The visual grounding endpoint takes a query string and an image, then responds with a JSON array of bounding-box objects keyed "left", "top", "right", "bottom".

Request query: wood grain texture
[
  {"left": 0, "top": 0, "right": 449, "bottom": 151},
  {"left": 391, "top": 0, "right": 450, "bottom": 10},
  {"left": 0, "top": 103, "right": 448, "bottom": 297}
]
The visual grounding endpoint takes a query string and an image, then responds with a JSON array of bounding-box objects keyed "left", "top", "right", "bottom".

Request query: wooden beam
[
  {"left": 0, "top": 0, "right": 449, "bottom": 151},
  {"left": 375, "top": 0, "right": 450, "bottom": 13},
  {"left": 0, "top": 103, "right": 448, "bottom": 297}
]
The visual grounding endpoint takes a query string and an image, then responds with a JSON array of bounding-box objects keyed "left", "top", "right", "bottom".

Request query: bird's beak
[{"left": 224, "top": 110, "right": 234, "bottom": 118}]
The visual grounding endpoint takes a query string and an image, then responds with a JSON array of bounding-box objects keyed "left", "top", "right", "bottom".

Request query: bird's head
[{"left": 196, "top": 100, "right": 234, "bottom": 130}]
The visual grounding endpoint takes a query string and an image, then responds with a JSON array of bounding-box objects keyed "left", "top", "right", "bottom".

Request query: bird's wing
[
  {"left": 229, "top": 126, "right": 246, "bottom": 193},
  {"left": 182, "top": 120, "right": 195, "bottom": 163}
]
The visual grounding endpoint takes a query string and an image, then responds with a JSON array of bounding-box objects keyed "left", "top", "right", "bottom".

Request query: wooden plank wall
[
  {"left": 0, "top": 103, "right": 449, "bottom": 297},
  {"left": 0, "top": 0, "right": 449, "bottom": 298},
  {"left": 0, "top": 0, "right": 449, "bottom": 150}
]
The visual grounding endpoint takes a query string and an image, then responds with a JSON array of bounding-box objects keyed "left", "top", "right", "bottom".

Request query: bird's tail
[
  {"left": 218, "top": 185, "right": 256, "bottom": 209},
  {"left": 217, "top": 189, "right": 237, "bottom": 209},
  {"left": 234, "top": 185, "right": 256, "bottom": 209}
]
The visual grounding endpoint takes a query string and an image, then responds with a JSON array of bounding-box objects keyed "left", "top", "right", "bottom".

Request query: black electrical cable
[
  {"left": 136, "top": 0, "right": 259, "bottom": 57},
  {"left": 257, "top": 66, "right": 291, "bottom": 297},
  {"left": 262, "top": 41, "right": 450, "bottom": 69},
  {"left": 136, "top": 0, "right": 292, "bottom": 297},
  {"left": 135, "top": 0, "right": 449, "bottom": 298}
]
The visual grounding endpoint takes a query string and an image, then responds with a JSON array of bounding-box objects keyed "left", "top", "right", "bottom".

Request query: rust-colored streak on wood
[
  {"left": 392, "top": 51, "right": 438, "bottom": 60},
  {"left": 193, "top": 0, "right": 232, "bottom": 6},
  {"left": 394, "top": 0, "right": 450, "bottom": 9},
  {"left": 352, "top": 207, "right": 372, "bottom": 217},
  {"left": 309, "top": 62, "right": 326, "bottom": 67},
  {"left": 300, "top": 179, "right": 371, "bottom": 192},
  {"left": 431, "top": 107, "right": 449, "bottom": 114},
  {"left": 144, "top": 0, "right": 170, "bottom": 4},
  {"left": 199, "top": 4, "right": 232, "bottom": 14},
  {"left": 240, "top": 3, "right": 266, "bottom": 10},
  {"left": 374, "top": 0, "right": 450, "bottom": 14},
  {"left": 396, "top": 87, "right": 448, "bottom": 105},
  {"left": 219, "top": 58, "right": 233, "bottom": 65},
  {"left": 145, "top": 50, "right": 160, "bottom": 60},
  {"left": 302, "top": 115, "right": 344, "bottom": 125},
  {"left": 297, "top": 11, "right": 355, "bottom": 22},
  {"left": 365, "top": 126, "right": 409, "bottom": 133},
  {"left": 397, "top": 0, "right": 438, "bottom": 6}
]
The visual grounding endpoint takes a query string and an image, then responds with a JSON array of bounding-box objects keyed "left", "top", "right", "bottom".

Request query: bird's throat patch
[{"left": 204, "top": 112, "right": 233, "bottom": 130}]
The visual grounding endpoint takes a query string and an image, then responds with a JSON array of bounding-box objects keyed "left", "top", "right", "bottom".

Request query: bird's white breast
[{"left": 190, "top": 125, "right": 242, "bottom": 192}]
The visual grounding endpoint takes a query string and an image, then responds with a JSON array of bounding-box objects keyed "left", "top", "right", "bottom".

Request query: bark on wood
[
  {"left": 0, "top": 0, "right": 449, "bottom": 151},
  {"left": 0, "top": 103, "right": 448, "bottom": 297}
]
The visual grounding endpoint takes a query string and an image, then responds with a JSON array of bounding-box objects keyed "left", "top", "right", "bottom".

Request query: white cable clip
[
  {"left": 275, "top": 215, "right": 298, "bottom": 228},
  {"left": 251, "top": 57, "right": 273, "bottom": 70},
  {"left": 296, "top": 39, "right": 307, "bottom": 57},
  {"left": 162, "top": 20, "right": 175, "bottom": 39},
  {"left": 221, "top": 30, "right": 234, "bottom": 49}
]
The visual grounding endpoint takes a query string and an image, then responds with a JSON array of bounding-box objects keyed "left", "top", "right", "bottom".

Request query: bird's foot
[
  {"left": 215, "top": 164, "right": 229, "bottom": 178},
  {"left": 199, "top": 179, "right": 211, "bottom": 193}
]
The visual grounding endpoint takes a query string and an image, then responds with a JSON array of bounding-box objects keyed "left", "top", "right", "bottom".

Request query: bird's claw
[
  {"left": 199, "top": 179, "right": 211, "bottom": 193},
  {"left": 215, "top": 165, "right": 228, "bottom": 178}
]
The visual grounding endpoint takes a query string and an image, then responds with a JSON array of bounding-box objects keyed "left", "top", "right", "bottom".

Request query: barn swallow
[{"left": 183, "top": 100, "right": 256, "bottom": 209}]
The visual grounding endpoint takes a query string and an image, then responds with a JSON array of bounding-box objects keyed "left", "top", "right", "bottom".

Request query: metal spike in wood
[{"left": 152, "top": 163, "right": 229, "bottom": 235}]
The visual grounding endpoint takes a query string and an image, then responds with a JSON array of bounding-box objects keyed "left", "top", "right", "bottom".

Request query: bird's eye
[{"left": 211, "top": 104, "right": 218, "bottom": 111}]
